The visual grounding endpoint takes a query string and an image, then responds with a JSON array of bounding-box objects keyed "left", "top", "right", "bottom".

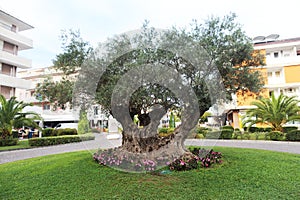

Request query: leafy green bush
[
  {"left": 42, "top": 128, "right": 54, "bottom": 137},
  {"left": 158, "top": 127, "right": 168, "bottom": 134},
  {"left": 266, "top": 131, "right": 284, "bottom": 141},
  {"left": 28, "top": 134, "right": 95, "bottom": 146},
  {"left": 286, "top": 130, "right": 300, "bottom": 141},
  {"left": 12, "top": 130, "right": 19, "bottom": 138},
  {"left": 232, "top": 130, "right": 242, "bottom": 139},
  {"left": 52, "top": 128, "right": 77, "bottom": 136},
  {"left": 220, "top": 129, "right": 233, "bottom": 139},
  {"left": 196, "top": 127, "right": 210, "bottom": 137},
  {"left": 242, "top": 132, "right": 251, "bottom": 140},
  {"left": 78, "top": 111, "right": 90, "bottom": 134},
  {"left": 0, "top": 138, "right": 18, "bottom": 146},
  {"left": 221, "top": 126, "right": 234, "bottom": 131},
  {"left": 282, "top": 126, "right": 298, "bottom": 133}
]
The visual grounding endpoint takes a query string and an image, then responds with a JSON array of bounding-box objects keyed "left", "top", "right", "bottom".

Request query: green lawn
[
  {"left": 0, "top": 140, "right": 31, "bottom": 151},
  {"left": 0, "top": 147, "right": 299, "bottom": 199}
]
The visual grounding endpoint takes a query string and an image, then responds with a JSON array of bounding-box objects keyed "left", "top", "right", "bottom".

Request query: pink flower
[{"left": 180, "top": 160, "right": 185, "bottom": 166}]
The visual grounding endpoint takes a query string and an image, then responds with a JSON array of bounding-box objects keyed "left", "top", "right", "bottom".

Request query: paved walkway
[{"left": 1, "top": 133, "right": 299, "bottom": 164}]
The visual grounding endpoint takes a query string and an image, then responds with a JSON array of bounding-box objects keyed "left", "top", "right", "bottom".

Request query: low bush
[
  {"left": 158, "top": 127, "right": 175, "bottom": 137},
  {"left": 158, "top": 127, "right": 168, "bottom": 134},
  {"left": 220, "top": 129, "right": 233, "bottom": 139},
  {"left": 12, "top": 130, "right": 19, "bottom": 138},
  {"left": 0, "top": 138, "right": 18, "bottom": 146},
  {"left": 232, "top": 130, "right": 242, "bottom": 139},
  {"left": 286, "top": 130, "right": 300, "bottom": 141},
  {"left": 266, "top": 131, "right": 284, "bottom": 141},
  {"left": 196, "top": 127, "right": 211, "bottom": 137},
  {"left": 283, "top": 126, "right": 298, "bottom": 133},
  {"left": 221, "top": 126, "right": 234, "bottom": 131},
  {"left": 52, "top": 128, "right": 78, "bottom": 136},
  {"left": 42, "top": 128, "right": 54, "bottom": 137},
  {"left": 28, "top": 134, "right": 95, "bottom": 147}
]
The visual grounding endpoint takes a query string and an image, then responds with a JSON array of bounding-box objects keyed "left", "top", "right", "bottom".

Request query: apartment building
[
  {"left": 16, "top": 66, "right": 108, "bottom": 128},
  {"left": 0, "top": 9, "right": 33, "bottom": 98},
  {"left": 225, "top": 36, "right": 300, "bottom": 129}
]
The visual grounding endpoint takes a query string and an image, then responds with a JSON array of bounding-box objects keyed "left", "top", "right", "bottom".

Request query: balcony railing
[
  {"left": 0, "top": 50, "right": 31, "bottom": 68},
  {"left": 0, "top": 74, "right": 33, "bottom": 89},
  {"left": 0, "top": 26, "right": 33, "bottom": 50},
  {"left": 266, "top": 56, "right": 300, "bottom": 67}
]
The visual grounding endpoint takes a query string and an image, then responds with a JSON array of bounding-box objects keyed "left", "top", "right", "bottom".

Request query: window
[
  {"left": 94, "top": 106, "right": 98, "bottom": 115},
  {"left": 43, "top": 104, "right": 50, "bottom": 110},
  {"left": 269, "top": 91, "right": 273, "bottom": 97},
  {"left": 267, "top": 72, "right": 272, "bottom": 77},
  {"left": 275, "top": 71, "right": 280, "bottom": 77},
  {"left": 274, "top": 52, "right": 279, "bottom": 58}
]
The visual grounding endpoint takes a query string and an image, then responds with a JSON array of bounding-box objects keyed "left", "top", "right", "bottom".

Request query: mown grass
[{"left": 0, "top": 147, "right": 299, "bottom": 199}]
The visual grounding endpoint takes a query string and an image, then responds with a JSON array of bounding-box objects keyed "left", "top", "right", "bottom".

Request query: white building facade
[{"left": 0, "top": 10, "right": 33, "bottom": 98}]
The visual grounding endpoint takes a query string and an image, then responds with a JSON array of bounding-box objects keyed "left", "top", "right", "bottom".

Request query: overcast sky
[{"left": 1, "top": 0, "right": 300, "bottom": 68}]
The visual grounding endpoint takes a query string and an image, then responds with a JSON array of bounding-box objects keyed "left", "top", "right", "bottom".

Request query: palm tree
[
  {"left": 0, "top": 94, "right": 41, "bottom": 139},
  {"left": 243, "top": 93, "right": 300, "bottom": 132}
]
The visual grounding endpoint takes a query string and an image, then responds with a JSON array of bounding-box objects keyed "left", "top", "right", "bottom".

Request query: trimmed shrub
[
  {"left": 42, "top": 128, "right": 54, "bottom": 137},
  {"left": 52, "top": 128, "right": 77, "bottom": 136},
  {"left": 242, "top": 132, "right": 251, "bottom": 140},
  {"left": 220, "top": 129, "right": 233, "bottom": 139},
  {"left": 0, "top": 138, "right": 18, "bottom": 146},
  {"left": 196, "top": 127, "right": 210, "bottom": 137},
  {"left": 28, "top": 134, "right": 95, "bottom": 147},
  {"left": 286, "top": 130, "right": 300, "bottom": 141},
  {"left": 158, "top": 127, "right": 168, "bottom": 134},
  {"left": 267, "top": 131, "right": 284, "bottom": 141},
  {"left": 283, "top": 126, "right": 298, "bottom": 133},
  {"left": 221, "top": 126, "right": 234, "bottom": 131},
  {"left": 232, "top": 130, "right": 242, "bottom": 139}
]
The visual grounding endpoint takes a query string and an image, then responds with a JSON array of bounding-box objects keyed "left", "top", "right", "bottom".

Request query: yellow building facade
[{"left": 226, "top": 37, "right": 300, "bottom": 129}]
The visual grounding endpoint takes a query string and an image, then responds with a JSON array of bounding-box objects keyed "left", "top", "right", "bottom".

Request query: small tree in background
[
  {"left": 0, "top": 94, "right": 41, "bottom": 139},
  {"left": 243, "top": 93, "right": 300, "bottom": 132},
  {"left": 78, "top": 111, "right": 90, "bottom": 134}
]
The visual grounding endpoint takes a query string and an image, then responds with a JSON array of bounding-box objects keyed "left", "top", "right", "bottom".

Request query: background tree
[
  {"left": 53, "top": 29, "right": 92, "bottom": 75},
  {"left": 35, "top": 30, "right": 91, "bottom": 109},
  {"left": 35, "top": 77, "right": 74, "bottom": 110},
  {"left": 0, "top": 94, "right": 41, "bottom": 139},
  {"left": 243, "top": 93, "right": 300, "bottom": 132},
  {"left": 77, "top": 13, "right": 265, "bottom": 156}
]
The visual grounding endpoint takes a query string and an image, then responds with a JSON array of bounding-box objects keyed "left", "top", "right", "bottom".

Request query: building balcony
[
  {"left": 0, "top": 73, "right": 33, "bottom": 89},
  {"left": 0, "top": 26, "right": 33, "bottom": 50},
  {"left": 266, "top": 56, "right": 300, "bottom": 67},
  {"left": 0, "top": 50, "right": 31, "bottom": 68}
]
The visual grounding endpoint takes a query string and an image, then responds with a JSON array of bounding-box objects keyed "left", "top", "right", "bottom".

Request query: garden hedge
[
  {"left": 0, "top": 138, "right": 18, "bottom": 146},
  {"left": 286, "top": 130, "right": 300, "bottom": 141},
  {"left": 28, "top": 134, "right": 95, "bottom": 147},
  {"left": 42, "top": 128, "right": 77, "bottom": 137}
]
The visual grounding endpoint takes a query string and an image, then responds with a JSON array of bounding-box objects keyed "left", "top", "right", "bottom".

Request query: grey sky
[{"left": 1, "top": 0, "right": 299, "bottom": 68}]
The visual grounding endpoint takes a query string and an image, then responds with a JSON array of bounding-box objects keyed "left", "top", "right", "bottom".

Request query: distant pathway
[{"left": 0, "top": 134, "right": 299, "bottom": 164}]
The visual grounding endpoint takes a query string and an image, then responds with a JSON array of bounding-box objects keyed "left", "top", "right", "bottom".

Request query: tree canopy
[
  {"left": 88, "top": 13, "right": 265, "bottom": 125},
  {"left": 53, "top": 29, "right": 92, "bottom": 75}
]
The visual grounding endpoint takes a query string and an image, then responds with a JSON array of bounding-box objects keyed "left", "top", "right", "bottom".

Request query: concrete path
[{"left": 1, "top": 133, "right": 299, "bottom": 164}]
